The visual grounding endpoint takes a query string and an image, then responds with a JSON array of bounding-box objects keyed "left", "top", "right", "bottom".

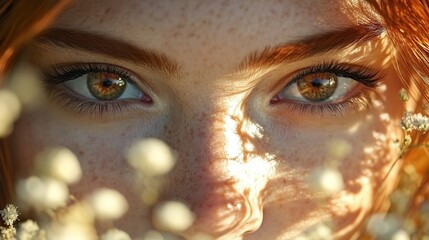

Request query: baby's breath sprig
[
  {"left": 364, "top": 89, "right": 429, "bottom": 240},
  {"left": 0, "top": 204, "right": 19, "bottom": 240}
]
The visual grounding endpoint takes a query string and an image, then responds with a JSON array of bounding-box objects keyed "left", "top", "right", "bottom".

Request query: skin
[{"left": 9, "top": 0, "right": 406, "bottom": 239}]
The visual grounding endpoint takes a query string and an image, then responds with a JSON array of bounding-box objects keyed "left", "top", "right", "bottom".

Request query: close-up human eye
[
  {"left": 42, "top": 63, "right": 153, "bottom": 115},
  {"left": 270, "top": 62, "right": 381, "bottom": 114}
]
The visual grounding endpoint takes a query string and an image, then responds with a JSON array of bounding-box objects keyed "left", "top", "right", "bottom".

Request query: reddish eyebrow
[
  {"left": 37, "top": 24, "right": 383, "bottom": 78},
  {"left": 37, "top": 28, "right": 181, "bottom": 78},
  {"left": 238, "top": 24, "right": 384, "bottom": 71}
]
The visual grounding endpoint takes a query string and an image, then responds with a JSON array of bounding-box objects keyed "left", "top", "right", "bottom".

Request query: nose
[{"left": 159, "top": 106, "right": 271, "bottom": 239}]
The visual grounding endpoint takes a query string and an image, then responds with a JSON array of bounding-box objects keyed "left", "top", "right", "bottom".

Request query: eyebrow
[
  {"left": 37, "top": 28, "right": 181, "bottom": 78},
  {"left": 37, "top": 24, "right": 384, "bottom": 78},
  {"left": 238, "top": 24, "right": 384, "bottom": 71}
]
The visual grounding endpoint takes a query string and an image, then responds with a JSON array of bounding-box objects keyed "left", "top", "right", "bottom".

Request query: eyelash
[
  {"left": 41, "top": 62, "right": 382, "bottom": 118},
  {"left": 274, "top": 61, "right": 382, "bottom": 116},
  {"left": 42, "top": 63, "right": 146, "bottom": 117}
]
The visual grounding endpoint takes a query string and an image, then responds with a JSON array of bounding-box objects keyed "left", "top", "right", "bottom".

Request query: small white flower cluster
[
  {"left": 307, "top": 139, "right": 349, "bottom": 196},
  {"left": 294, "top": 223, "right": 332, "bottom": 240},
  {"left": 401, "top": 112, "right": 429, "bottom": 132},
  {"left": 126, "top": 139, "right": 196, "bottom": 236},
  {"left": 8, "top": 146, "right": 132, "bottom": 240},
  {"left": 367, "top": 213, "right": 410, "bottom": 240},
  {"left": 0, "top": 138, "right": 198, "bottom": 239},
  {"left": 0, "top": 204, "right": 19, "bottom": 240},
  {"left": 16, "top": 147, "right": 82, "bottom": 211},
  {"left": 0, "top": 89, "right": 21, "bottom": 137},
  {"left": 0, "top": 204, "right": 19, "bottom": 227}
]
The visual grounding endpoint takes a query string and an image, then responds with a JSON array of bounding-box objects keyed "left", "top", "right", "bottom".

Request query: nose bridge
[{"left": 160, "top": 104, "right": 265, "bottom": 238}]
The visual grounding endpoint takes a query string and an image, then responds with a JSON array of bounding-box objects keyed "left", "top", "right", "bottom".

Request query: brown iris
[
  {"left": 87, "top": 72, "right": 126, "bottom": 100},
  {"left": 297, "top": 72, "right": 338, "bottom": 101}
]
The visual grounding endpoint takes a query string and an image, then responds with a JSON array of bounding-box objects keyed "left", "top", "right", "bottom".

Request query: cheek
[
  {"left": 10, "top": 110, "right": 163, "bottom": 194},
  {"left": 246, "top": 109, "right": 403, "bottom": 239}
]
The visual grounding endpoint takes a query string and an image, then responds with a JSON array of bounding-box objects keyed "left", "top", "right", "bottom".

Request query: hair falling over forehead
[
  {"left": 0, "top": 0, "right": 70, "bottom": 81},
  {"left": 366, "top": 0, "right": 429, "bottom": 104},
  {"left": 0, "top": 0, "right": 70, "bottom": 208}
]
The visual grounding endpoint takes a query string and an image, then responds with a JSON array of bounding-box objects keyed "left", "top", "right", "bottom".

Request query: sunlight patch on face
[
  {"left": 225, "top": 154, "right": 276, "bottom": 192},
  {"left": 223, "top": 115, "right": 243, "bottom": 160},
  {"left": 347, "top": 122, "right": 362, "bottom": 135},
  {"left": 330, "top": 177, "right": 374, "bottom": 238}
]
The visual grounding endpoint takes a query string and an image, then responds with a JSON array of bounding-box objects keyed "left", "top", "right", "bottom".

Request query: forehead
[
  {"left": 54, "top": 0, "right": 358, "bottom": 44},
  {"left": 49, "top": 0, "right": 366, "bottom": 76}
]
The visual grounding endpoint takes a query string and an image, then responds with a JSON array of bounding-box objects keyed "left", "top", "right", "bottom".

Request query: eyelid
[
  {"left": 43, "top": 63, "right": 151, "bottom": 91},
  {"left": 282, "top": 61, "right": 382, "bottom": 92},
  {"left": 267, "top": 61, "right": 384, "bottom": 117},
  {"left": 40, "top": 63, "right": 155, "bottom": 118}
]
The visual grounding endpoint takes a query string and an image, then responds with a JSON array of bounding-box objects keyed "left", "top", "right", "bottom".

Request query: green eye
[
  {"left": 87, "top": 72, "right": 127, "bottom": 100},
  {"left": 297, "top": 72, "right": 338, "bottom": 102}
]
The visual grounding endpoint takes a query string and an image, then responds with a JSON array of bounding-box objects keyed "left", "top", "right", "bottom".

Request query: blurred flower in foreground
[
  {"left": 399, "top": 88, "right": 409, "bottom": 102},
  {"left": 294, "top": 223, "right": 332, "bottom": 240},
  {"left": 152, "top": 201, "right": 195, "bottom": 233},
  {"left": 6, "top": 63, "right": 44, "bottom": 110},
  {"left": 86, "top": 188, "right": 129, "bottom": 221},
  {"left": 0, "top": 89, "right": 21, "bottom": 137},
  {"left": 35, "top": 147, "right": 82, "bottom": 185},
  {"left": 127, "top": 138, "right": 176, "bottom": 177},
  {"left": 325, "top": 139, "right": 351, "bottom": 164},
  {"left": 101, "top": 228, "right": 131, "bottom": 240},
  {"left": 366, "top": 213, "right": 409, "bottom": 240},
  {"left": 16, "top": 220, "right": 45, "bottom": 240},
  {"left": 16, "top": 176, "right": 69, "bottom": 211},
  {"left": 308, "top": 167, "right": 344, "bottom": 195},
  {"left": 45, "top": 222, "right": 96, "bottom": 240}
]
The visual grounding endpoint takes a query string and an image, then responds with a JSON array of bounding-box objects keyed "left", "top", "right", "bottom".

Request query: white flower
[
  {"left": 296, "top": 223, "right": 332, "bottom": 240},
  {"left": 35, "top": 147, "right": 82, "bottom": 185},
  {"left": 152, "top": 201, "right": 195, "bottom": 232},
  {"left": 45, "top": 223, "right": 96, "bottom": 240},
  {"left": 325, "top": 139, "right": 351, "bottom": 162},
  {"left": 0, "top": 204, "right": 19, "bottom": 227},
  {"left": 0, "top": 89, "right": 21, "bottom": 137},
  {"left": 126, "top": 138, "right": 176, "bottom": 176},
  {"left": 308, "top": 167, "right": 344, "bottom": 195},
  {"left": 367, "top": 213, "right": 401, "bottom": 239},
  {"left": 401, "top": 112, "right": 429, "bottom": 132},
  {"left": 86, "top": 188, "right": 128, "bottom": 221},
  {"left": 16, "top": 176, "right": 69, "bottom": 211},
  {"left": 1, "top": 227, "right": 16, "bottom": 240},
  {"left": 399, "top": 88, "right": 409, "bottom": 102},
  {"left": 100, "top": 228, "right": 131, "bottom": 240},
  {"left": 16, "top": 220, "right": 41, "bottom": 240}
]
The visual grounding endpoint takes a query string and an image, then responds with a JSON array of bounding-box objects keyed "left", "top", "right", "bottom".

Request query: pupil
[
  {"left": 102, "top": 78, "right": 113, "bottom": 87},
  {"left": 311, "top": 78, "right": 325, "bottom": 87}
]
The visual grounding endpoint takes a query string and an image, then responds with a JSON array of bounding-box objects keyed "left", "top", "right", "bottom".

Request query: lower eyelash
[
  {"left": 282, "top": 89, "right": 376, "bottom": 117},
  {"left": 46, "top": 85, "right": 139, "bottom": 118},
  {"left": 40, "top": 63, "right": 149, "bottom": 118}
]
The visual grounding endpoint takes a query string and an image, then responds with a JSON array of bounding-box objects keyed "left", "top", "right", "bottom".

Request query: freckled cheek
[{"left": 11, "top": 114, "right": 138, "bottom": 191}]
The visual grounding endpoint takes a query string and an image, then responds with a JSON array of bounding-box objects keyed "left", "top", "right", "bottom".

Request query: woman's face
[{"left": 10, "top": 0, "right": 405, "bottom": 239}]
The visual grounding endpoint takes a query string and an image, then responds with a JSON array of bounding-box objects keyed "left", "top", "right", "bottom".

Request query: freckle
[
  {"left": 78, "top": 150, "right": 84, "bottom": 156},
  {"left": 188, "top": 32, "right": 196, "bottom": 38},
  {"left": 228, "top": 27, "right": 236, "bottom": 34},
  {"left": 104, "top": 7, "right": 111, "bottom": 14},
  {"left": 91, "top": 175, "right": 99, "bottom": 182}
]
